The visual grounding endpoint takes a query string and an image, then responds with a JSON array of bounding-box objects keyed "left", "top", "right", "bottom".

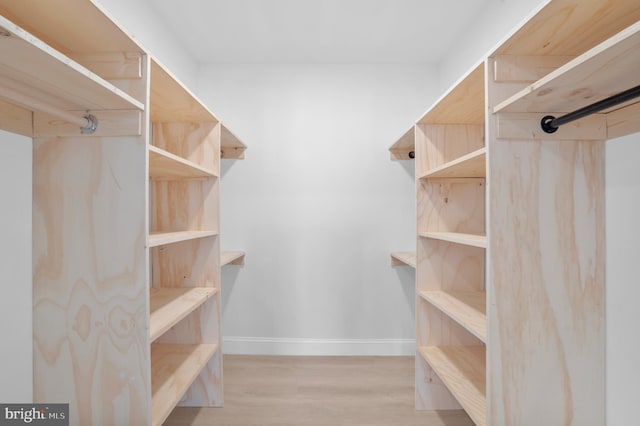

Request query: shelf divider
[
  {"left": 420, "top": 291, "right": 486, "bottom": 342},
  {"left": 419, "top": 232, "right": 486, "bottom": 248},
  {"left": 148, "top": 230, "right": 217, "bottom": 248},
  {"left": 149, "top": 145, "right": 217, "bottom": 179},
  {"left": 419, "top": 346, "right": 486, "bottom": 426},
  {"left": 149, "top": 287, "right": 217, "bottom": 342},
  {"left": 151, "top": 343, "right": 218, "bottom": 426}
]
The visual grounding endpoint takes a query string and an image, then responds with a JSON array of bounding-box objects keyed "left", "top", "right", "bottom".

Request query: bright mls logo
[{"left": 0, "top": 404, "right": 68, "bottom": 425}]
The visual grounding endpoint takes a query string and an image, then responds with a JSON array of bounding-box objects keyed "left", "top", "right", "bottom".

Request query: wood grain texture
[
  {"left": 153, "top": 122, "right": 220, "bottom": 176},
  {"left": 415, "top": 124, "right": 484, "bottom": 177},
  {"left": 494, "top": 0, "right": 640, "bottom": 57},
  {"left": 418, "top": 63, "right": 484, "bottom": 125},
  {"left": 419, "top": 346, "right": 486, "bottom": 426},
  {"left": 221, "top": 251, "right": 246, "bottom": 266},
  {"left": 0, "top": 97, "right": 31, "bottom": 136},
  {"left": 166, "top": 355, "right": 474, "bottom": 426},
  {"left": 390, "top": 251, "right": 416, "bottom": 268},
  {"left": 496, "top": 112, "right": 606, "bottom": 140},
  {"left": 420, "top": 291, "right": 486, "bottom": 342},
  {"left": 68, "top": 52, "right": 142, "bottom": 80},
  {"left": 148, "top": 230, "right": 217, "bottom": 248},
  {"left": 32, "top": 136, "right": 149, "bottom": 424},
  {"left": 488, "top": 138, "right": 605, "bottom": 425},
  {"left": 149, "top": 145, "right": 217, "bottom": 180},
  {"left": 421, "top": 148, "right": 486, "bottom": 180},
  {"left": 149, "top": 287, "right": 217, "bottom": 342},
  {"left": 151, "top": 343, "right": 218, "bottom": 426},
  {"left": 34, "top": 109, "right": 142, "bottom": 138},
  {"left": 0, "top": 15, "right": 143, "bottom": 111},
  {"left": 389, "top": 126, "right": 415, "bottom": 160},
  {"left": 420, "top": 233, "right": 486, "bottom": 249},
  {"left": 493, "top": 55, "right": 575, "bottom": 83},
  {"left": 495, "top": 21, "right": 640, "bottom": 114},
  {"left": 607, "top": 100, "right": 640, "bottom": 139}
]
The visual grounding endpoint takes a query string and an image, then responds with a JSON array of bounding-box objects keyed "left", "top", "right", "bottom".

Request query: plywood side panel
[
  {"left": 488, "top": 138, "right": 605, "bottom": 425},
  {"left": 151, "top": 238, "right": 219, "bottom": 290},
  {"left": 0, "top": 98, "right": 31, "bottom": 136},
  {"left": 415, "top": 124, "right": 484, "bottom": 176},
  {"left": 32, "top": 136, "right": 149, "bottom": 424},
  {"left": 151, "top": 178, "right": 219, "bottom": 233}
]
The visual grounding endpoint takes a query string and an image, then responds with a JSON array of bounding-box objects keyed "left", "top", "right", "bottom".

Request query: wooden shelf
[
  {"left": 221, "top": 251, "right": 245, "bottom": 266},
  {"left": 419, "top": 232, "right": 486, "bottom": 248},
  {"left": 148, "top": 230, "right": 217, "bottom": 248},
  {"left": 419, "top": 346, "right": 486, "bottom": 426},
  {"left": 391, "top": 252, "right": 416, "bottom": 268},
  {"left": 148, "top": 145, "right": 217, "bottom": 179},
  {"left": 494, "top": 21, "right": 640, "bottom": 117},
  {"left": 151, "top": 343, "right": 218, "bottom": 426},
  {"left": 149, "top": 287, "right": 217, "bottom": 342},
  {"left": 0, "top": 15, "right": 143, "bottom": 114},
  {"left": 420, "top": 148, "right": 486, "bottom": 180},
  {"left": 389, "top": 127, "right": 415, "bottom": 160},
  {"left": 221, "top": 125, "right": 247, "bottom": 159},
  {"left": 420, "top": 291, "right": 486, "bottom": 342},
  {"left": 150, "top": 58, "right": 218, "bottom": 123},
  {"left": 418, "top": 63, "right": 485, "bottom": 125}
]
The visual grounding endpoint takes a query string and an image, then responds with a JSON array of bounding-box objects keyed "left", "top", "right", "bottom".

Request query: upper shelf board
[
  {"left": 0, "top": 15, "right": 143, "bottom": 113},
  {"left": 148, "top": 145, "right": 217, "bottom": 179},
  {"left": 221, "top": 124, "right": 247, "bottom": 159},
  {"left": 418, "top": 63, "right": 485, "bottom": 125},
  {"left": 150, "top": 58, "right": 219, "bottom": 123},
  {"left": 420, "top": 147, "right": 486, "bottom": 180},
  {"left": 495, "top": 20, "right": 640, "bottom": 116},
  {"left": 389, "top": 127, "right": 415, "bottom": 160},
  {"left": 391, "top": 251, "right": 416, "bottom": 268},
  {"left": 420, "top": 232, "right": 487, "bottom": 249},
  {"left": 221, "top": 251, "right": 245, "bottom": 266}
]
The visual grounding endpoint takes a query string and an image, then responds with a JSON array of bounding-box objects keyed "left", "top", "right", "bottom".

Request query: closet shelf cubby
[
  {"left": 148, "top": 230, "right": 218, "bottom": 248},
  {"left": 149, "top": 287, "right": 218, "bottom": 342},
  {"left": 418, "top": 346, "right": 486, "bottom": 426},
  {"left": 419, "top": 231, "right": 487, "bottom": 249},
  {"left": 419, "top": 290, "right": 486, "bottom": 342},
  {"left": 151, "top": 343, "right": 219, "bottom": 426},
  {"left": 389, "top": 127, "right": 415, "bottom": 160},
  {"left": 419, "top": 148, "right": 486, "bottom": 180},
  {"left": 390, "top": 251, "right": 416, "bottom": 268},
  {"left": 221, "top": 250, "right": 245, "bottom": 266},
  {"left": 149, "top": 145, "right": 218, "bottom": 179}
]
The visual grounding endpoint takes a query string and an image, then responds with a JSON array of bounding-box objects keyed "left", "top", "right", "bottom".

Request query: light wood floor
[{"left": 165, "top": 355, "right": 473, "bottom": 426}]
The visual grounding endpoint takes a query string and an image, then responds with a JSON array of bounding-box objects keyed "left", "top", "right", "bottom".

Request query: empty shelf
[
  {"left": 420, "top": 291, "right": 486, "bottom": 342},
  {"left": 149, "top": 287, "right": 217, "bottom": 342},
  {"left": 148, "top": 145, "right": 217, "bottom": 179},
  {"left": 148, "top": 230, "right": 217, "bottom": 247},
  {"left": 391, "top": 252, "right": 416, "bottom": 268},
  {"left": 0, "top": 15, "right": 143, "bottom": 113},
  {"left": 419, "top": 346, "right": 486, "bottom": 426},
  {"left": 151, "top": 343, "right": 218, "bottom": 426},
  {"left": 420, "top": 232, "right": 487, "bottom": 248},
  {"left": 420, "top": 148, "right": 486, "bottom": 179},
  {"left": 221, "top": 251, "right": 245, "bottom": 266},
  {"left": 494, "top": 21, "right": 640, "bottom": 116}
]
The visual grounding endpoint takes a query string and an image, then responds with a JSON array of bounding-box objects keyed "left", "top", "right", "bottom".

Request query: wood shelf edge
[
  {"left": 419, "top": 232, "right": 487, "bottom": 248},
  {"left": 148, "top": 230, "right": 218, "bottom": 248},
  {"left": 221, "top": 251, "right": 245, "bottom": 266},
  {"left": 391, "top": 251, "right": 416, "bottom": 268},
  {"left": 419, "top": 147, "right": 487, "bottom": 180},
  {"left": 148, "top": 145, "right": 218, "bottom": 179},
  {"left": 419, "top": 290, "right": 486, "bottom": 342}
]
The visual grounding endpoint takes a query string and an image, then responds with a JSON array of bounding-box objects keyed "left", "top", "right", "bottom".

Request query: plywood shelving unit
[
  {"left": 221, "top": 250, "right": 246, "bottom": 266},
  {"left": 401, "top": 0, "right": 640, "bottom": 424},
  {"left": 390, "top": 251, "right": 416, "bottom": 268},
  {"left": 0, "top": 0, "right": 247, "bottom": 423}
]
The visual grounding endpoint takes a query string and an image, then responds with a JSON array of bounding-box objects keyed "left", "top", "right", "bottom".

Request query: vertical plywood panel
[
  {"left": 415, "top": 124, "right": 484, "bottom": 177},
  {"left": 32, "top": 136, "right": 149, "bottom": 424},
  {"left": 488, "top": 137, "right": 605, "bottom": 425}
]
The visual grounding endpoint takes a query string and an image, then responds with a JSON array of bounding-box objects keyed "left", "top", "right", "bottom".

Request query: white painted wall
[
  {"left": 198, "top": 64, "right": 435, "bottom": 354},
  {"left": 96, "top": 0, "right": 199, "bottom": 89},
  {"left": 0, "top": 130, "right": 32, "bottom": 402},
  {"left": 606, "top": 133, "right": 640, "bottom": 425}
]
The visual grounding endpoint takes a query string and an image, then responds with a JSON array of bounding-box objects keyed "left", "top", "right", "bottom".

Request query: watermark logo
[{"left": 0, "top": 404, "right": 68, "bottom": 425}]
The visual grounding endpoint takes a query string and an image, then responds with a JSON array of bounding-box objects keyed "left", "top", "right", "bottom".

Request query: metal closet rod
[
  {"left": 541, "top": 84, "right": 640, "bottom": 133},
  {"left": 0, "top": 85, "right": 98, "bottom": 134}
]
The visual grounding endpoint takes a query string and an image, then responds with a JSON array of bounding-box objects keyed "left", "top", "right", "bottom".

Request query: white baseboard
[{"left": 222, "top": 337, "right": 415, "bottom": 356}]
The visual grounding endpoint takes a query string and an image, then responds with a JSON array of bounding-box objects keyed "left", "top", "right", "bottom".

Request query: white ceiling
[{"left": 148, "top": 0, "right": 491, "bottom": 64}]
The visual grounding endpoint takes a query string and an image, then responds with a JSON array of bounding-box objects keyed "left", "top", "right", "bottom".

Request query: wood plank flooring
[{"left": 164, "top": 355, "right": 473, "bottom": 426}]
